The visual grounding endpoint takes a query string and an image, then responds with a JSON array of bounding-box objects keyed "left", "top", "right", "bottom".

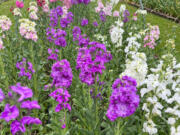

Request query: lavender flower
[
  {"left": 48, "top": 48, "right": 59, "bottom": 61},
  {"left": 10, "top": 83, "right": 33, "bottom": 102},
  {"left": 51, "top": 59, "right": 73, "bottom": 88},
  {"left": 99, "top": 11, "right": 106, "bottom": 22},
  {"left": 0, "top": 104, "right": 19, "bottom": 122},
  {"left": 21, "top": 116, "right": 42, "bottom": 125},
  {"left": 76, "top": 42, "right": 112, "bottom": 85},
  {"left": 93, "top": 21, "right": 98, "bottom": 27},
  {"left": 106, "top": 76, "right": 140, "bottom": 121},
  {"left": 81, "top": 18, "right": 88, "bottom": 26},
  {"left": 46, "top": 28, "right": 67, "bottom": 47},
  {"left": 0, "top": 88, "right": 5, "bottom": 102},
  {"left": 11, "top": 120, "right": 26, "bottom": 135},
  {"left": 123, "top": 10, "right": 130, "bottom": 23},
  {"left": 21, "top": 101, "right": 41, "bottom": 110},
  {"left": 49, "top": 88, "right": 71, "bottom": 112},
  {"left": 16, "top": 58, "right": 35, "bottom": 80}
]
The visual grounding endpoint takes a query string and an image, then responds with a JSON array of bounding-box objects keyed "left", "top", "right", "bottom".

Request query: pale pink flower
[
  {"left": 42, "top": 5, "right": 49, "bottom": 13},
  {"left": 113, "top": 11, "right": 119, "bottom": 17}
]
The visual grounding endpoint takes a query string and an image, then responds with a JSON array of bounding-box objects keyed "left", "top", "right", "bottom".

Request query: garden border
[{"left": 127, "top": 1, "right": 180, "bottom": 24}]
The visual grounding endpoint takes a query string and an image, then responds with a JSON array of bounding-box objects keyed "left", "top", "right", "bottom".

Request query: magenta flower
[
  {"left": 106, "top": 76, "right": 140, "bottom": 121},
  {"left": 51, "top": 59, "right": 73, "bottom": 88},
  {"left": 16, "top": 1, "right": 24, "bottom": 8},
  {"left": 49, "top": 88, "right": 71, "bottom": 112},
  {"left": 21, "top": 100, "right": 41, "bottom": 110},
  {"left": 10, "top": 83, "right": 33, "bottom": 102},
  {"left": 0, "top": 104, "right": 19, "bottom": 122},
  {"left": 21, "top": 116, "right": 42, "bottom": 125},
  {"left": 11, "top": 120, "right": 26, "bottom": 135},
  {"left": 0, "top": 88, "right": 5, "bottom": 102},
  {"left": 81, "top": 18, "right": 88, "bottom": 26}
]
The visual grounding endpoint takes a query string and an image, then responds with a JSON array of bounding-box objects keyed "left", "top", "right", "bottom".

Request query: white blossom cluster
[
  {"left": 94, "top": 34, "right": 109, "bottom": 47},
  {"left": 13, "top": 8, "right": 22, "bottom": 17},
  {"left": 141, "top": 53, "right": 180, "bottom": 135},
  {"left": 136, "top": 9, "right": 147, "bottom": 15},
  {"left": 29, "top": 2, "right": 39, "bottom": 20},
  {"left": 120, "top": 52, "right": 148, "bottom": 86},
  {"left": 124, "top": 32, "right": 141, "bottom": 56},
  {"left": 110, "top": 19, "right": 124, "bottom": 48}
]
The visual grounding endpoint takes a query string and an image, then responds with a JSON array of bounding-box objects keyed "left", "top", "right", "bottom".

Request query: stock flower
[
  {"left": 16, "top": 58, "right": 35, "bottom": 80},
  {"left": 99, "top": 11, "right": 106, "bottom": 22},
  {"left": 21, "top": 116, "right": 42, "bottom": 125},
  {"left": 93, "top": 21, "right": 98, "bottom": 27},
  {"left": 0, "top": 104, "right": 19, "bottom": 122},
  {"left": 0, "top": 88, "right": 5, "bottom": 102},
  {"left": 10, "top": 83, "right": 33, "bottom": 102},
  {"left": 16, "top": 1, "right": 24, "bottom": 8},
  {"left": 13, "top": 8, "right": 22, "bottom": 16},
  {"left": 49, "top": 88, "right": 71, "bottom": 112},
  {"left": 21, "top": 100, "right": 41, "bottom": 110},
  {"left": 123, "top": 10, "right": 130, "bottom": 23},
  {"left": 46, "top": 28, "right": 67, "bottom": 47},
  {"left": 113, "top": 11, "right": 119, "bottom": 17},
  {"left": 19, "top": 19, "right": 38, "bottom": 41},
  {"left": 76, "top": 42, "right": 112, "bottom": 85},
  {"left": 106, "top": 76, "right": 140, "bottom": 121},
  {"left": 48, "top": 48, "right": 59, "bottom": 61},
  {"left": 0, "top": 15, "right": 12, "bottom": 31},
  {"left": 11, "top": 120, "right": 26, "bottom": 135},
  {"left": 144, "top": 24, "right": 160, "bottom": 49},
  {"left": 81, "top": 18, "right": 88, "bottom": 26},
  {"left": 51, "top": 59, "right": 73, "bottom": 88}
]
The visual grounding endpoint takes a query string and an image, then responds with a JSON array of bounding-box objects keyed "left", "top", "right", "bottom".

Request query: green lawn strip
[{"left": 115, "top": 2, "right": 180, "bottom": 61}]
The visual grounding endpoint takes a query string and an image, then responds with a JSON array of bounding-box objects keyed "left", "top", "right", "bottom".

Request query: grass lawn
[{"left": 0, "top": 0, "right": 180, "bottom": 61}]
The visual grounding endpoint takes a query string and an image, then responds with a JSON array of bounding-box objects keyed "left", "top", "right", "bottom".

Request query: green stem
[
  {"left": 29, "top": 42, "right": 38, "bottom": 97},
  {"left": 0, "top": 53, "right": 9, "bottom": 90}
]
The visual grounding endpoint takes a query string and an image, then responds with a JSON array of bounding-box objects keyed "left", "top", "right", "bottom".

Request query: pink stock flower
[
  {"left": 16, "top": 1, "right": 24, "bottom": 8},
  {"left": 61, "top": 0, "right": 72, "bottom": 9},
  {"left": 50, "top": 0, "right": 57, "bottom": 2},
  {"left": 113, "top": 11, "right": 119, "bottom": 17}
]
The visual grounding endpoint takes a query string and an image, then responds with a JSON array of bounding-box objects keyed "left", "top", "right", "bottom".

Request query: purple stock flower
[
  {"left": 81, "top": 18, "right": 88, "bottom": 26},
  {"left": 99, "top": 11, "right": 106, "bottom": 22},
  {"left": 71, "top": 0, "right": 90, "bottom": 5},
  {"left": 48, "top": 48, "right": 59, "bottom": 61},
  {"left": 21, "top": 100, "right": 41, "bottom": 110},
  {"left": 11, "top": 120, "right": 26, "bottom": 135},
  {"left": 10, "top": 83, "right": 33, "bottom": 102},
  {"left": 0, "top": 104, "right": 19, "bottom": 122},
  {"left": 76, "top": 42, "right": 112, "bottom": 85},
  {"left": 21, "top": 116, "right": 42, "bottom": 125},
  {"left": 93, "top": 21, "right": 98, "bottom": 27},
  {"left": 0, "top": 88, "right": 5, "bottom": 102},
  {"left": 123, "top": 10, "right": 130, "bottom": 23},
  {"left": 49, "top": 88, "right": 71, "bottom": 112},
  {"left": 51, "top": 59, "right": 73, "bottom": 88},
  {"left": 16, "top": 58, "right": 35, "bottom": 80},
  {"left": 46, "top": 28, "right": 67, "bottom": 47},
  {"left": 61, "top": 123, "right": 66, "bottom": 128},
  {"left": 106, "top": 76, "right": 140, "bottom": 121}
]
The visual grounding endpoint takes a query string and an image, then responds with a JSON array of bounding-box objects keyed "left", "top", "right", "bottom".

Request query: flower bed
[{"left": 0, "top": 0, "right": 179, "bottom": 135}]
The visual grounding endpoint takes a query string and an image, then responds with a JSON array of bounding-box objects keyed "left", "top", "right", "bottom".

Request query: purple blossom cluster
[
  {"left": 0, "top": 83, "right": 41, "bottom": 135},
  {"left": 16, "top": 58, "right": 35, "bottom": 80},
  {"left": 71, "top": 0, "right": 90, "bottom": 5},
  {"left": 46, "top": 27, "right": 67, "bottom": 47},
  {"left": 50, "top": 6, "right": 63, "bottom": 27},
  {"left": 51, "top": 59, "right": 73, "bottom": 88},
  {"left": 48, "top": 48, "right": 59, "bottom": 61},
  {"left": 99, "top": 11, "right": 106, "bottom": 22},
  {"left": 106, "top": 76, "right": 140, "bottom": 121},
  {"left": 60, "top": 12, "right": 74, "bottom": 28},
  {"left": 123, "top": 10, "right": 130, "bottom": 23},
  {"left": 72, "top": 26, "right": 90, "bottom": 47},
  {"left": 76, "top": 42, "right": 112, "bottom": 85},
  {"left": 49, "top": 6, "right": 73, "bottom": 28},
  {"left": 49, "top": 88, "right": 71, "bottom": 112},
  {"left": 81, "top": 18, "right": 88, "bottom": 26}
]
